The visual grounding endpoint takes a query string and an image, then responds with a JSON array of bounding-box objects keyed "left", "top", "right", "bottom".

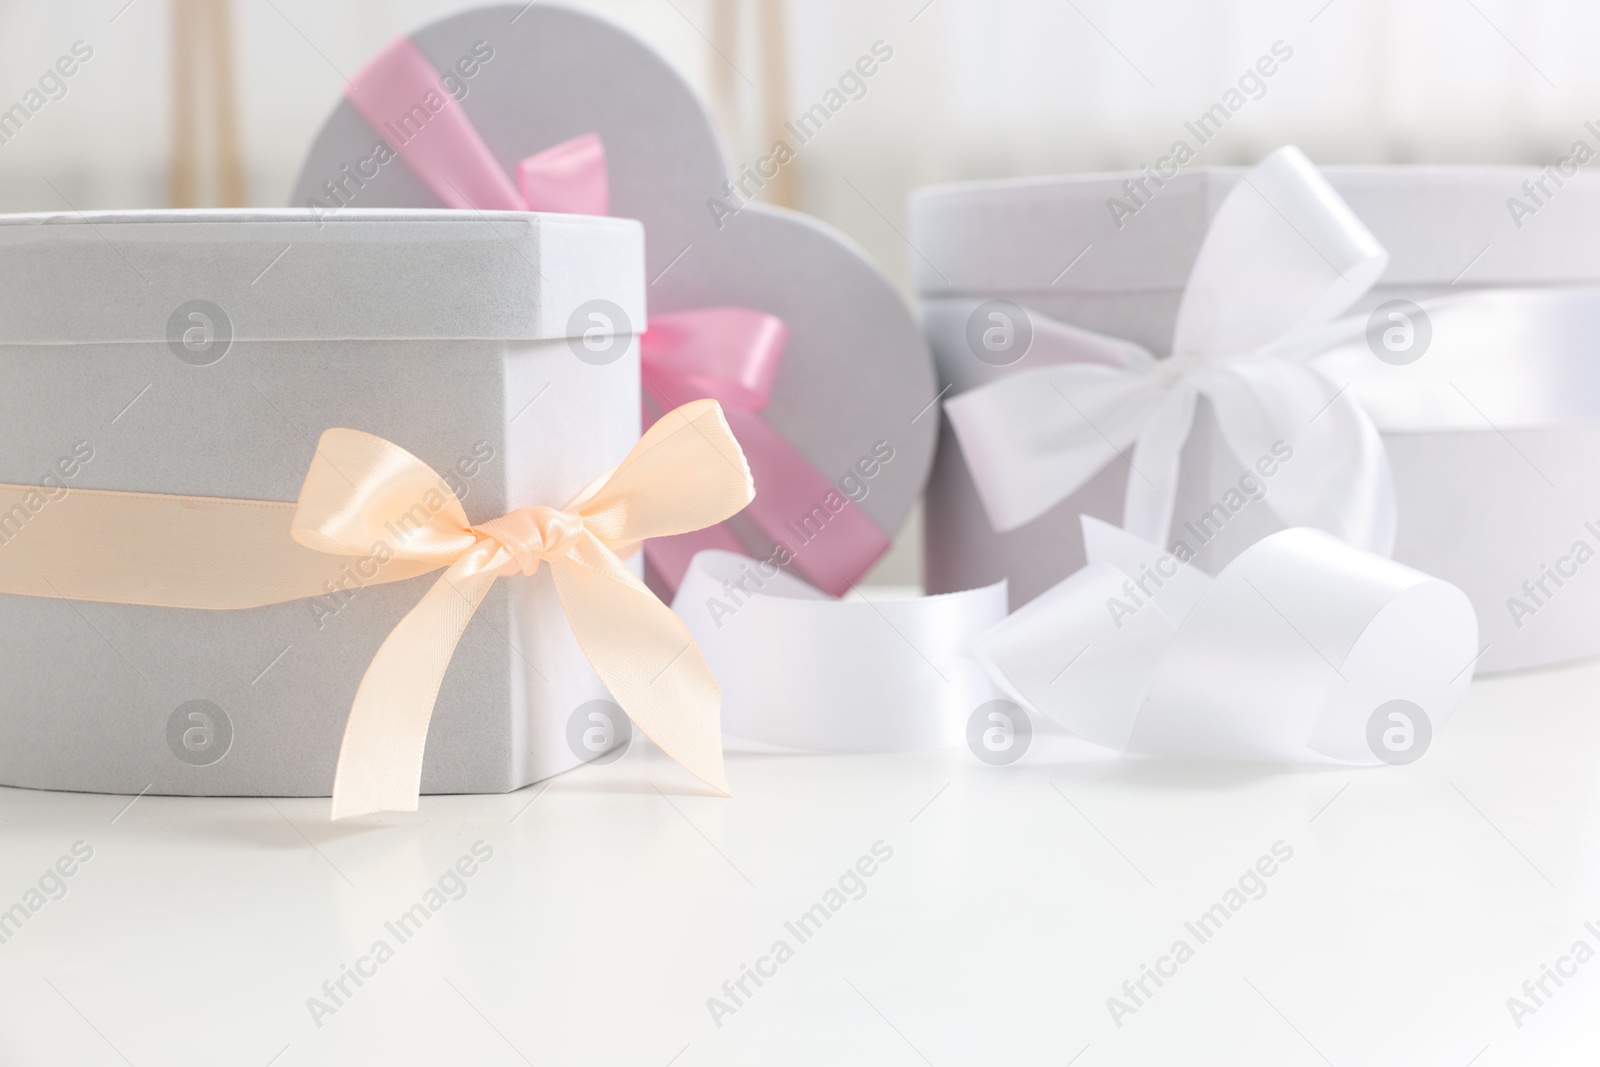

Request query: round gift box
[{"left": 912, "top": 164, "right": 1600, "bottom": 674}]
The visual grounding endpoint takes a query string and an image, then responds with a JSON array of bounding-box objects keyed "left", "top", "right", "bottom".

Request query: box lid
[
  {"left": 910, "top": 165, "right": 1600, "bottom": 297},
  {"left": 0, "top": 208, "right": 644, "bottom": 345}
]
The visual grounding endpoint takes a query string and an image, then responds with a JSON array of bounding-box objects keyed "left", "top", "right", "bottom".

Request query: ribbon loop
[
  {"left": 944, "top": 145, "right": 1396, "bottom": 555},
  {"left": 1172, "top": 146, "right": 1388, "bottom": 357},
  {"left": 975, "top": 517, "right": 1478, "bottom": 762},
  {"left": 291, "top": 426, "right": 477, "bottom": 561},
  {"left": 515, "top": 132, "right": 610, "bottom": 216}
]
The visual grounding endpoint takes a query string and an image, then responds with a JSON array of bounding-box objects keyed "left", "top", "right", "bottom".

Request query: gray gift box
[{"left": 0, "top": 207, "right": 644, "bottom": 796}]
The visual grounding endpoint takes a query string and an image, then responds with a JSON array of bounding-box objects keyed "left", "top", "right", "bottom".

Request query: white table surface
[{"left": 1, "top": 656, "right": 1598, "bottom": 1067}]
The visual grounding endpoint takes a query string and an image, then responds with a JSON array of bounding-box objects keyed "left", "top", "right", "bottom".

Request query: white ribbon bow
[
  {"left": 944, "top": 146, "right": 1397, "bottom": 554},
  {"left": 976, "top": 517, "right": 1478, "bottom": 762}
]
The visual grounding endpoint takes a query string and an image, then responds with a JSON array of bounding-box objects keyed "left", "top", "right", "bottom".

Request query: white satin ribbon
[
  {"left": 943, "top": 145, "right": 1397, "bottom": 554},
  {"left": 672, "top": 550, "right": 1008, "bottom": 750},
  {"left": 1314, "top": 286, "right": 1600, "bottom": 432},
  {"left": 976, "top": 517, "right": 1478, "bottom": 762}
]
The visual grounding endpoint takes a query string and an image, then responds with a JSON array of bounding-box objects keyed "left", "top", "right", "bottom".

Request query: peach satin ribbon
[{"left": 0, "top": 400, "right": 753, "bottom": 818}]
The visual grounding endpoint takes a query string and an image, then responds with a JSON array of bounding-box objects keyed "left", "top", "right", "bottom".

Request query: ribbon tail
[
  {"left": 1204, "top": 361, "right": 1397, "bottom": 554},
  {"left": 552, "top": 541, "right": 729, "bottom": 795},
  {"left": 676, "top": 550, "right": 1009, "bottom": 751},
  {"left": 330, "top": 553, "right": 499, "bottom": 819},
  {"left": 1170, "top": 146, "right": 1388, "bottom": 355},
  {"left": 721, "top": 407, "right": 888, "bottom": 596},
  {"left": 1122, "top": 383, "right": 1198, "bottom": 547}
]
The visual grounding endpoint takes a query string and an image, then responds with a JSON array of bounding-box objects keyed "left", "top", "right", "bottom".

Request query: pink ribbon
[
  {"left": 345, "top": 36, "right": 890, "bottom": 595},
  {"left": 640, "top": 308, "right": 889, "bottom": 594},
  {"left": 344, "top": 36, "right": 607, "bottom": 214}
]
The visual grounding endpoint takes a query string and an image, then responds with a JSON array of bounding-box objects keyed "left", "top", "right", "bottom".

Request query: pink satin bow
[{"left": 345, "top": 36, "right": 890, "bottom": 596}]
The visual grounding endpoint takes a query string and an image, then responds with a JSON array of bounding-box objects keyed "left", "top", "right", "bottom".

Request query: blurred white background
[{"left": 0, "top": 0, "right": 1592, "bottom": 581}]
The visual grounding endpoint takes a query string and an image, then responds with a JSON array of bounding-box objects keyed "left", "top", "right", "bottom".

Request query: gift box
[
  {"left": 291, "top": 4, "right": 938, "bottom": 599},
  {"left": 914, "top": 154, "right": 1600, "bottom": 673},
  {"left": 0, "top": 207, "right": 646, "bottom": 796}
]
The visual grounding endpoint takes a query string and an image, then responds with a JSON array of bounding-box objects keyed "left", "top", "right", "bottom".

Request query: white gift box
[
  {"left": 0, "top": 207, "right": 644, "bottom": 795},
  {"left": 914, "top": 164, "right": 1600, "bottom": 673}
]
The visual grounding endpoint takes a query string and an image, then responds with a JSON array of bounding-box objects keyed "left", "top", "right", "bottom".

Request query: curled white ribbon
[
  {"left": 976, "top": 517, "right": 1478, "bottom": 763},
  {"left": 943, "top": 145, "right": 1396, "bottom": 553},
  {"left": 672, "top": 550, "right": 1008, "bottom": 750}
]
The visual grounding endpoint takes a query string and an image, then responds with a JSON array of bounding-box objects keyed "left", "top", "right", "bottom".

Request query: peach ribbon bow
[
  {"left": 297, "top": 400, "right": 752, "bottom": 817},
  {"left": 0, "top": 400, "right": 753, "bottom": 819}
]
